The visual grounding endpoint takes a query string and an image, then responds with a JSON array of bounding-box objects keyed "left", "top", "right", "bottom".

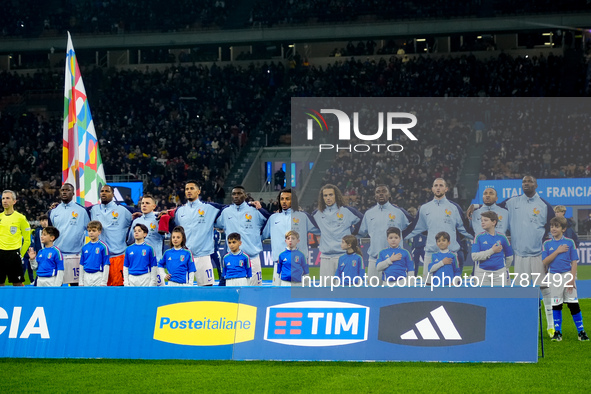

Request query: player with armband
[
  {"left": 542, "top": 216, "right": 589, "bottom": 341},
  {"left": 27, "top": 226, "right": 64, "bottom": 287},
  {"left": 79, "top": 221, "right": 110, "bottom": 286},
  {"left": 471, "top": 211, "right": 513, "bottom": 287},
  {"left": 123, "top": 224, "right": 158, "bottom": 286},
  {"left": 158, "top": 226, "right": 196, "bottom": 286}
]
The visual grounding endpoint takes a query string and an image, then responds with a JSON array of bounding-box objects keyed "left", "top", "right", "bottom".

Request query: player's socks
[
  {"left": 553, "top": 309, "right": 562, "bottom": 332},
  {"left": 572, "top": 312, "right": 584, "bottom": 332}
]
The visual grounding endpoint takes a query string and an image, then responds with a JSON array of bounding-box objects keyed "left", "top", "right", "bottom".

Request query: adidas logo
[
  {"left": 549, "top": 247, "right": 554, "bottom": 251},
  {"left": 400, "top": 306, "right": 461, "bottom": 340},
  {"left": 483, "top": 241, "right": 488, "bottom": 244},
  {"left": 378, "top": 301, "right": 486, "bottom": 347}
]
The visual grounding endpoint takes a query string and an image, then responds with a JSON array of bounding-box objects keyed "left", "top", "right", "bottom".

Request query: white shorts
[
  {"left": 550, "top": 272, "right": 578, "bottom": 305},
  {"left": 167, "top": 280, "right": 190, "bottom": 287},
  {"left": 36, "top": 276, "right": 60, "bottom": 287},
  {"left": 226, "top": 277, "right": 249, "bottom": 287},
  {"left": 62, "top": 254, "right": 81, "bottom": 284},
  {"left": 249, "top": 255, "right": 262, "bottom": 286},
  {"left": 320, "top": 254, "right": 341, "bottom": 282},
  {"left": 82, "top": 271, "right": 105, "bottom": 287},
  {"left": 127, "top": 272, "right": 152, "bottom": 287},
  {"left": 194, "top": 255, "right": 214, "bottom": 286},
  {"left": 473, "top": 265, "right": 508, "bottom": 287},
  {"left": 514, "top": 255, "right": 546, "bottom": 287}
]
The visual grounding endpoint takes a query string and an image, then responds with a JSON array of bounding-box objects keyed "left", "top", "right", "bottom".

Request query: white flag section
[{"left": 62, "top": 32, "right": 106, "bottom": 206}]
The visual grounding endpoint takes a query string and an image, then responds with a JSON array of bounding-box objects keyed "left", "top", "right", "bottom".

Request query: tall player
[
  {"left": 89, "top": 185, "right": 133, "bottom": 286},
  {"left": 313, "top": 184, "right": 362, "bottom": 283},
  {"left": 358, "top": 185, "right": 412, "bottom": 283},
  {"left": 169, "top": 180, "right": 224, "bottom": 286},
  {"left": 262, "top": 188, "right": 318, "bottom": 285},
  {"left": 216, "top": 186, "right": 269, "bottom": 286},
  {"left": 48, "top": 183, "right": 90, "bottom": 285}
]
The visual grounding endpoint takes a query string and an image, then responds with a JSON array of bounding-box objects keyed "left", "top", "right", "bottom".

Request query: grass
[{"left": 0, "top": 301, "right": 589, "bottom": 392}]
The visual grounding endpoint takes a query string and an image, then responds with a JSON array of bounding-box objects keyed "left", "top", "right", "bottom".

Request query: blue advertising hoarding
[
  {"left": 474, "top": 178, "right": 591, "bottom": 206},
  {"left": 0, "top": 287, "right": 538, "bottom": 362}
]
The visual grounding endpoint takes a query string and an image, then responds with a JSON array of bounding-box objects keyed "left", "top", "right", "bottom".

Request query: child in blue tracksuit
[
  {"left": 158, "top": 226, "right": 196, "bottom": 286},
  {"left": 377, "top": 227, "right": 414, "bottom": 285},
  {"left": 334, "top": 235, "right": 364, "bottom": 286},
  {"left": 278, "top": 230, "right": 309, "bottom": 286},
  {"left": 428, "top": 231, "right": 461, "bottom": 286}
]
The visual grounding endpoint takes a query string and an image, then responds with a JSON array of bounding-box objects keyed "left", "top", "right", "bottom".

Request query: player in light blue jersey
[
  {"left": 263, "top": 189, "right": 318, "bottom": 285},
  {"left": 158, "top": 226, "right": 196, "bottom": 286},
  {"left": 169, "top": 181, "right": 225, "bottom": 286},
  {"left": 48, "top": 183, "right": 90, "bottom": 285},
  {"left": 278, "top": 230, "right": 309, "bottom": 286},
  {"left": 79, "top": 221, "right": 110, "bottom": 287},
  {"left": 377, "top": 227, "right": 414, "bottom": 285},
  {"left": 28, "top": 226, "right": 64, "bottom": 287},
  {"left": 334, "top": 235, "right": 364, "bottom": 287},
  {"left": 222, "top": 233, "right": 252, "bottom": 287},
  {"left": 404, "top": 178, "right": 473, "bottom": 279},
  {"left": 124, "top": 224, "right": 157, "bottom": 286},
  {"left": 89, "top": 185, "right": 134, "bottom": 286},
  {"left": 359, "top": 185, "right": 412, "bottom": 283},
  {"left": 217, "top": 186, "right": 269, "bottom": 286},
  {"left": 471, "top": 211, "right": 513, "bottom": 287},
  {"left": 428, "top": 231, "right": 460, "bottom": 286},
  {"left": 313, "top": 184, "right": 362, "bottom": 284},
  {"left": 543, "top": 216, "right": 588, "bottom": 341},
  {"left": 471, "top": 188, "right": 508, "bottom": 235}
]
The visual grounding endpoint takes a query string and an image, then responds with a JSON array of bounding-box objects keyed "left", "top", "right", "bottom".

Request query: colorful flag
[{"left": 62, "top": 32, "right": 106, "bottom": 206}]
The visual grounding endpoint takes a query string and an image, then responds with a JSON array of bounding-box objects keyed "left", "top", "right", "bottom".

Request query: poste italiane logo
[{"left": 154, "top": 301, "right": 256, "bottom": 346}]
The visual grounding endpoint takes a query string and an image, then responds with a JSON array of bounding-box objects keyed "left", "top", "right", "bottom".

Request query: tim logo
[
  {"left": 306, "top": 109, "right": 417, "bottom": 141},
  {"left": 378, "top": 301, "right": 486, "bottom": 347},
  {"left": 264, "top": 301, "right": 369, "bottom": 347}
]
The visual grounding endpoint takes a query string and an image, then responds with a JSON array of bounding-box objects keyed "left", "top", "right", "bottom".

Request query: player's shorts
[
  {"left": 280, "top": 280, "right": 302, "bottom": 287},
  {"left": 37, "top": 276, "right": 60, "bottom": 287},
  {"left": 127, "top": 272, "right": 151, "bottom": 287},
  {"left": 108, "top": 254, "right": 125, "bottom": 286},
  {"left": 82, "top": 271, "right": 105, "bottom": 287},
  {"left": 194, "top": 255, "right": 214, "bottom": 286},
  {"left": 226, "top": 277, "right": 249, "bottom": 286},
  {"left": 62, "top": 254, "right": 81, "bottom": 284},
  {"left": 0, "top": 249, "right": 25, "bottom": 284},
  {"left": 367, "top": 256, "right": 380, "bottom": 285},
  {"left": 550, "top": 271, "right": 578, "bottom": 306},
  {"left": 248, "top": 255, "right": 262, "bottom": 286},
  {"left": 319, "top": 254, "right": 341, "bottom": 284},
  {"left": 514, "top": 255, "right": 546, "bottom": 287},
  {"left": 473, "top": 265, "right": 508, "bottom": 287},
  {"left": 167, "top": 280, "right": 189, "bottom": 287}
]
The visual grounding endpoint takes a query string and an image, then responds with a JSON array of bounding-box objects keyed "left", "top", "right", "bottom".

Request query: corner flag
[{"left": 62, "top": 32, "right": 106, "bottom": 206}]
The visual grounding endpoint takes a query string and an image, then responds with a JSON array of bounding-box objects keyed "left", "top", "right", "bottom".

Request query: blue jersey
[
  {"left": 359, "top": 202, "right": 411, "bottom": 259},
  {"left": 471, "top": 204, "right": 509, "bottom": 235},
  {"left": 404, "top": 197, "right": 473, "bottom": 253},
  {"left": 429, "top": 250, "right": 460, "bottom": 280},
  {"left": 313, "top": 205, "right": 362, "bottom": 256},
  {"left": 48, "top": 201, "right": 90, "bottom": 254},
  {"left": 471, "top": 232, "right": 513, "bottom": 270},
  {"left": 124, "top": 242, "right": 157, "bottom": 275},
  {"left": 158, "top": 248, "right": 196, "bottom": 283},
  {"left": 36, "top": 246, "right": 64, "bottom": 278},
  {"left": 173, "top": 199, "right": 222, "bottom": 257},
  {"left": 263, "top": 209, "right": 319, "bottom": 261},
  {"left": 128, "top": 212, "right": 164, "bottom": 261},
  {"left": 278, "top": 249, "right": 309, "bottom": 282},
  {"left": 377, "top": 247, "right": 413, "bottom": 280},
  {"left": 334, "top": 253, "right": 364, "bottom": 285},
  {"left": 80, "top": 240, "right": 110, "bottom": 273},
  {"left": 222, "top": 251, "right": 252, "bottom": 279},
  {"left": 89, "top": 201, "right": 133, "bottom": 255},
  {"left": 542, "top": 236, "right": 579, "bottom": 274},
  {"left": 217, "top": 202, "right": 268, "bottom": 258},
  {"left": 498, "top": 193, "right": 554, "bottom": 256}
]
